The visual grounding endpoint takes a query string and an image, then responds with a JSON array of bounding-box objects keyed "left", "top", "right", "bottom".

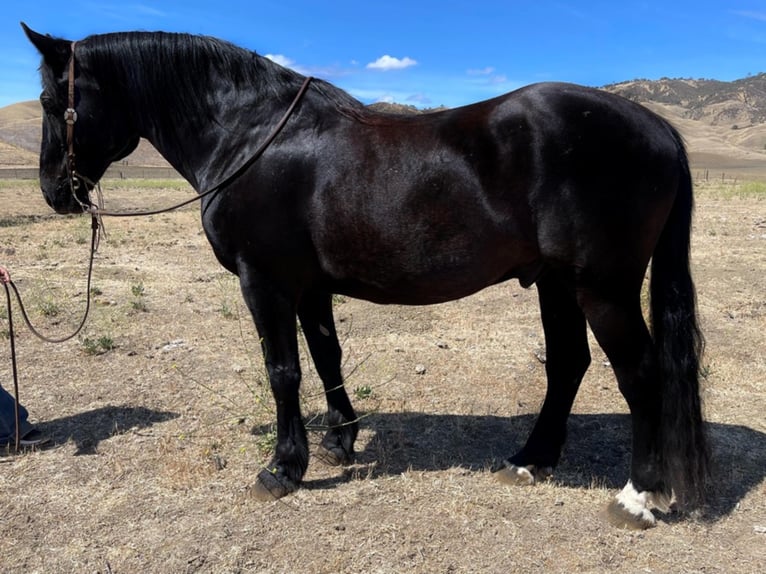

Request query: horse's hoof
[
  {"left": 249, "top": 468, "right": 299, "bottom": 501},
  {"left": 606, "top": 498, "right": 656, "bottom": 529},
  {"left": 606, "top": 481, "right": 657, "bottom": 529},
  {"left": 494, "top": 461, "right": 552, "bottom": 486},
  {"left": 315, "top": 444, "right": 354, "bottom": 467}
]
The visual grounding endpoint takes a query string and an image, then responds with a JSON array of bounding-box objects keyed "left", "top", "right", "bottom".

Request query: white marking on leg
[
  {"left": 615, "top": 480, "right": 656, "bottom": 526},
  {"left": 495, "top": 462, "right": 537, "bottom": 486},
  {"left": 319, "top": 324, "right": 330, "bottom": 336},
  {"left": 516, "top": 466, "right": 535, "bottom": 484},
  {"left": 513, "top": 465, "right": 536, "bottom": 485}
]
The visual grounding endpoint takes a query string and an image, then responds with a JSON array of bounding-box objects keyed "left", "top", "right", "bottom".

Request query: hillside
[
  {"left": 0, "top": 100, "right": 172, "bottom": 170},
  {"left": 2, "top": 74, "right": 766, "bottom": 178},
  {"left": 0, "top": 100, "right": 43, "bottom": 161},
  {"left": 603, "top": 74, "right": 766, "bottom": 178},
  {"left": 604, "top": 73, "right": 766, "bottom": 127}
]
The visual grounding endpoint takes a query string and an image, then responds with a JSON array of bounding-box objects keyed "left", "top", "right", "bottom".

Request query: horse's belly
[{"left": 322, "top": 241, "right": 541, "bottom": 305}]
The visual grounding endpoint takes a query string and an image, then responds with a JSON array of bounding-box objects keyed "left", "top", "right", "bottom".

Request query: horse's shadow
[
  {"left": 294, "top": 411, "right": 765, "bottom": 520},
  {"left": 35, "top": 405, "right": 178, "bottom": 455},
  {"left": 33, "top": 405, "right": 763, "bottom": 520}
]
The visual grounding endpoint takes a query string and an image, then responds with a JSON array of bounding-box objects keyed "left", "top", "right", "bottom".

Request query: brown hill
[
  {"left": 604, "top": 73, "right": 766, "bottom": 126},
  {"left": 603, "top": 74, "right": 766, "bottom": 178},
  {"left": 0, "top": 100, "right": 44, "bottom": 162},
  {"left": 0, "top": 100, "right": 171, "bottom": 169}
]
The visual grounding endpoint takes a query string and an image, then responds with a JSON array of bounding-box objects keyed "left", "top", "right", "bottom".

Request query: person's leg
[{"left": 0, "top": 384, "right": 33, "bottom": 445}]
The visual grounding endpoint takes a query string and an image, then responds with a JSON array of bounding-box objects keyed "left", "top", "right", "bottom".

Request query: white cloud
[
  {"left": 733, "top": 10, "right": 766, "bottom": 22},
  {"left": 264, "top": 54, "right": 351, "bottom": 78},
  {"left": 81, "top": 2, "right": 167, "bottom": 21},
  {"left": 406, "top": 93, "right": 432, "bottom": 105},
  {"left": 366, "top": 55, "right": 418, "bottom": 71},
  {"left": 467, "top": 67, "right": 495, "bottom": 76},
  {"left": 134, "top": 4, "right": 167, "bottom": 17},
  {"left": 265, "top": 54, "right": 295, "bottom": 67}
]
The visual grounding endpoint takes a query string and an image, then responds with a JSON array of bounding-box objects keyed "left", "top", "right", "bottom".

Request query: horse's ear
[{"left": 21, "top": 22, "right": 73, "bottom": 76}]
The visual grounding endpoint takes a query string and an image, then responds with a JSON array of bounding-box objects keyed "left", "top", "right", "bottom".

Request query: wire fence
[
  {"left": 0, "top": 165, "right": 182, "bottom": 180},
  {"left": 1, "top": 166, "right": 760, "bottom": 186}
]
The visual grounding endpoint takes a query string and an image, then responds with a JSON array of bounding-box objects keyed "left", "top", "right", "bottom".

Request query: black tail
[{"left": 650, "top": 134, "right": 710, "bottom": 510}]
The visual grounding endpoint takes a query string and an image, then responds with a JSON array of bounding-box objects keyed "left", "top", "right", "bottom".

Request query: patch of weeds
[
  {"left": 0, "top": 180, "right": 39, "bottom": 190},
  {"left": 90, "top": 286, "right": 103, "bottom": 296},
  {"left": 105, "top": 178, "right": 192, "bottom": 191},
  {"left": 255, "top": 426, "right": 277, "bottom": 457},
  {"left": 130, "top": 282, "right": 148, "bottom": 312},
  {"left": 82, "top": 335, "right": 116, "bottom": 355},
  {"left": 214, "top": 276, "right": 239, "bottom": 320},
  {"left": 201, "top": 441, "right": 228, "bottom": 470},
  {"left": 354, "top": 385, "right": 374, "bottom": 400},
  {"left": 39, "top": 300, "right": 60, "bottom": 317},
  {"left": 735, "top": 181, "right": 766, "bottom": 198},
  {"left": 332, "top": 294, "right": 347, "bottom": 305},
  {"left": 699, "top": 180, "right": 766, "bottom": 199},
  {"left": 99, "top": 336, "right": 115, "bottom": 350},
  {"left": 219, "top": 302, "right": 236, "bottom": 320},
  {"left": 0, "top": 214, "right": 41, "bottom": 228}
]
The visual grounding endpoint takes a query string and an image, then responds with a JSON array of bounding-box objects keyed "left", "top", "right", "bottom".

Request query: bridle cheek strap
[{"left": 64, "top": 41, "right": 80, "bottom": 192}]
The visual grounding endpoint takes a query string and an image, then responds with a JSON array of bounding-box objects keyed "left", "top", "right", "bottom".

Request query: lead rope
[{"left": 3, "top": 213, "right": 100, "bottom": 453}]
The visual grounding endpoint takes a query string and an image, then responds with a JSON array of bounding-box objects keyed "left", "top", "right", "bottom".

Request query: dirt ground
[{"left": 0, "top": 179, "right": 764, "bottom": 574}]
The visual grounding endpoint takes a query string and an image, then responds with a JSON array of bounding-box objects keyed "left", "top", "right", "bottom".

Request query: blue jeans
[{"left": 0, "top": 383, "right": 33, "bottom": 444}]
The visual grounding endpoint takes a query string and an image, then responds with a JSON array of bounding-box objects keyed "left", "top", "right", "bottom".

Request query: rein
[{"left": 4, "top": 44, "right": 312, "bottom": 452}]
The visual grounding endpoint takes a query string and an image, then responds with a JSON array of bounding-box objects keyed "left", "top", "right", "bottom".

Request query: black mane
[{"left": 76, "top": 31, "right": 365, "bottom": 123}]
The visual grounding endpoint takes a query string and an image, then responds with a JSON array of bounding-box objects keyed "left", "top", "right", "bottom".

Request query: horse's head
[{"left": 22, "top": 23, "right": 140, "bottom": 214}]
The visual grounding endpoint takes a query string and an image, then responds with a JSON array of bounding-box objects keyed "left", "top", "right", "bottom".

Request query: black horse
[{"left": 23, "top": 24, "right": 709, "bottom": 528}]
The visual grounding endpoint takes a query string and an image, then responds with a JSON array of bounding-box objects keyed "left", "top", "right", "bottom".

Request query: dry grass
[{"left": 0, "top": 180, "right": 764, "bottom": 573}]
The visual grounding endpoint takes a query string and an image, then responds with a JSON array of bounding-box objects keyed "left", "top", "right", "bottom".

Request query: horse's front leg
[
  {"left": 238, "top": 272, "right": 308, "bottom": 500},
  {"left": 298, "top": 289, "right": 358, "bottom": 466}
]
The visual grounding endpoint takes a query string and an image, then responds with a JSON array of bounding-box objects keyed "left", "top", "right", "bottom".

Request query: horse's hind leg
[
  {"left": 298, "top": 290, "right": 358, "bottom": 466},
  {"left": 577, "top": 284, "right": 671, "bottom": 529},
  {"left": 496, "top": 269, "right": 591, "bottom": 485}
]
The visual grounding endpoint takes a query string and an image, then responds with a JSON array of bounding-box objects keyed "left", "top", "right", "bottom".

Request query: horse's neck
[
  {"left": 137, "top": 87, "right": 268, "bottom": 192},
  {"left": 123, "top": 57, "right": 288, "bottom": 192}
]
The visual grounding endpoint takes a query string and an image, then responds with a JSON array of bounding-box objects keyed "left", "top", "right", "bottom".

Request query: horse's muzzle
[{"left": 41, "top": 180, "right": 91, "bottom": 215}]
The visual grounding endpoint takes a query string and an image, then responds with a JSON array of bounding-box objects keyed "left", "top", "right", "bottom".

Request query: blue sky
[{"left": 1, "top": 1, "right": 765, "bottom": 109}]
